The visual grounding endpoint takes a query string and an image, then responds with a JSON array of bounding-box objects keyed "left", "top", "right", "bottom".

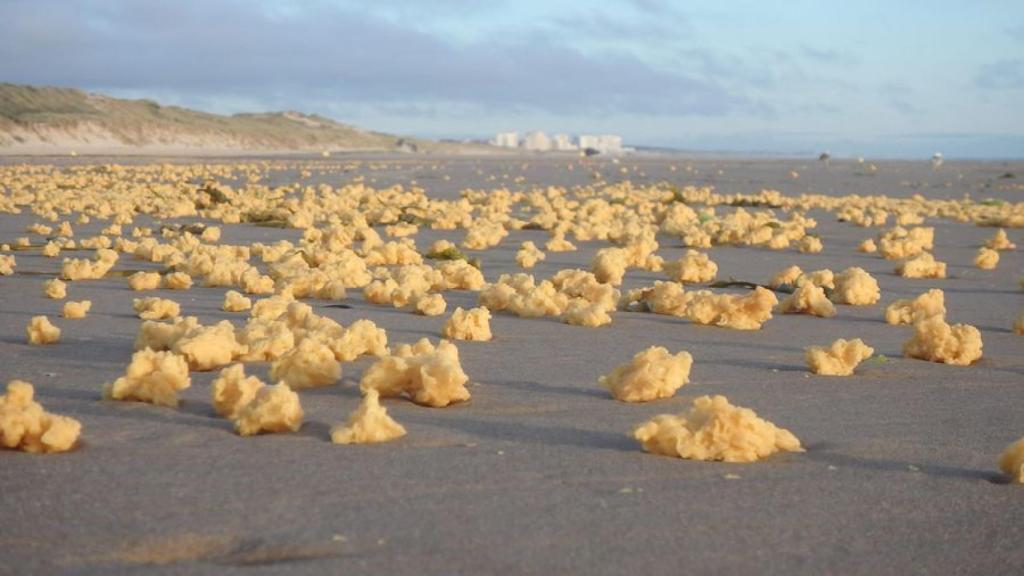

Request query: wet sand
[{"left": 1, "top": 155, "right": 1022, "bottom": 575}]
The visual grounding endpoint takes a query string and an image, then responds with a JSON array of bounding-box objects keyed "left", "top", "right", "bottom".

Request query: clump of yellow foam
[
  {"left": 516, "top": 241, "right": 545, "bottom": 269},
  {"left": 902, "top": 315, "right": 982, "bottom": 366},
  {"left": 210, "top": 363, "right": 265, "bottom": 419},
  {"left": 885, "top": 289, "right": 945, "bottom": 325},
  {"left": 878, "top": 226, "right": 934, "bottom": 260},
  {"left": 43, "top": 278, "right": 67, "bottom": 299},
  {"left": 984, "top": 229, "right": 1016, "bottom": 251},
  {"left": 233, "top": 383, "right": 303, "bottom": 436},
  {"left": 162, "top": 272, "right": 193, "bottom": 290},
  {"left": 26, "top": 316, "right": 61, "bottom": 345},
  {"left": 897, "top": 253, "right": 946, "bottom": 279},
  {"left": 974, "top": 247, "right": 999, "bottom": 270},
  {"left": 0, "top": 380, "right": 81, "bottom": 453},
  {"left": 0, "top": 254, "right": 14, "bottom": 275},
  {"left": 768, "top": 265, "right": 802, "bottom": 288},
  {"left": 545, "top": 230, "right": 576, "bottom": 252},
  {"left": 222, "top": 290, "right": 252, "bottom": 312},
  {"left": 133, "top": 297, "right": 180, "bottom": 320},
  {"left": 831, "top": 267, "right": 879, "bottom": 305},
  {"left": 798, "top": 235, "right": 823, "bottom": 253},
  {"left": 360, "top": 339, "right": 470, "bottom": 407},
  {"left": 805, "top": 338, "right": 874, "bottom": 375},
  {"left": 591, "top": 248, "right": 629, "bottom": 285},
  {"left": 684, "top": 287, "right": 778, "bottom": 330},
  {"left": 61, "top": 249, "right": 119, "bottom": 281},
  {"left": 63, "top": 300, "right": 92, "bottom": 319},
  {"left": 600, "top": 346, "right": 693, "bottom": 402},
  {"left": 562, "top": 298, "right": 612, "bottom": 327},
  {"left": 779, "top": 282, "right": 835, "bottom": 317},
  {"left": 999, "top": 437, "right": 1024, "bottom": 483},
  {"left": 633, "top": 395, "right": 802, "bottom": 462},
  {"left": 442, "top": 307, "right": 493, "bottom": 341},
  {"left": 269, "top": 338, "right": 341, "bottom": 389},
  {"left": 664, "top": 250, "right": 717, "bottom": 284},
  {"left": 103, "top": 349, "right": 191, "bottom": 407},
  {"left": 330, "top": 389, "right": 407, "bottom": 444},
  {"left": 128, "top": 271, "right": 162, "bottom": 291},
  {"left": 172, "top": 320, "right": 247, "bottom": 371}
]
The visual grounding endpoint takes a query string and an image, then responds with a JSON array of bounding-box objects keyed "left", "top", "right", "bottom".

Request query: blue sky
[{"left": 2, "top": 0, "right": 1022, "bottom": 157}]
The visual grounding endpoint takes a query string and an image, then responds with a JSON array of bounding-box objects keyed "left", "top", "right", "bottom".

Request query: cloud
[
  {"left": 878, "top": 82, "right": 921, "bottom": 115},
  {"left": 0, "top": 0, "right": 739, "bottom": 117},
  {"left": 798, "top": 45, "right": 856, "bottom": 65},
  {"left": 976, "top": 59, "right": 1024, "bottom": 90}
]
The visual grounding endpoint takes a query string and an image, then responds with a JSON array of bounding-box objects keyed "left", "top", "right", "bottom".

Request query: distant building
[
  {"left": 522, "top": 131, "right": 552, "bottom": 151},
  {"left": 491, "top": 130, "right": 625, "bottom": 154},
  {"left": 577, "top": 134, "right": 623, "bottom": 154},
  {"left": 492, "top": 132, "right": 519, "bottom": 148},
  {"left": 551, "top": 133, "right": 577, "bottom": 151}
]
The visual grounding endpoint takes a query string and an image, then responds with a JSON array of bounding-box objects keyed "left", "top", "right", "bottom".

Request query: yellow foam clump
[
  {"left": 779, "top": 282, "right": 835, "bottom": 317},
  {"left": 103, "top": 348, "right": 191, "bottom": 407},
  {"left": 805, "top": 338, "right": 874, "bottom": 375},
  {"left": 269, "top": 338, "right": 341, "bottom": 389},
  {"left": 127, "top": 271, "right": 162, "bottom": 291},
  {"left": 63, "top": 300, "right": 92, "bottom": 319},
  {"left": 0, "top": 380, "right": 81, "bottom": 453},
  {"left": 26, "top": 316, "right": 61, "bottom": 345},
  {"left": 43, "top": 278, "right": 67, "bottom": 299},
  {"left": 210, "top": 363, "right": 265, "bottom": 419},
  {"left": 999, "top": 437, "right": 1024, "bottom": 483},
  {"left": 685, "top": 287, "right": 777, "bottom": 330},
  {"left": 600, "top": 346, "right": 693, "bottom": 402},
  {"left": 974, "top": 247, "right": 999, "bottom": 270},
  {"left": 330, "top": 389, "right": 407, "bottom": 445},
  {"left": 133, "top": 297, "right": 180, "bottom": 320},
  {"left": 633, "top": 395, "right": 802, "bottom": 463},
  {"left": 233, "top": 383, "right": 303, "bottom": 436},
  {"left": 442, "top": 307, "right": 493, "bottom": 341},
  {"left": 903, "top": 315, "right": 982, "bottom": 366},
  {"left": 360, "top": 339, "right": 470, "bottom": 407},
  {"left": 885, "top": 289, "right": 945, "bottom": 325}
]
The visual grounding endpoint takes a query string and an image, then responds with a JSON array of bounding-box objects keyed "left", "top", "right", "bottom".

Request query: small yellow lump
[
  {"left": 26, "top": 316, "right": 61, "bottom": 345},
  {"left": 360, "top": 339, "right": 471, "bottom": 407},
  {"left": 62, "top": 300, "right": 92, "bottom": 319},
  {"left": 885, "top": 289, "right": 945, "bottom": 325},
  {"left": 633, "top": 395, "right": 803, "bottom": 463},
  {"left": 805, "top": 338, "right": 874, "bottom": 376},
  {"left": 330, "top": 389, "right": 407, "bottom": 445},
  {"left": 210, "top": 363, "right": 265, "bottom": 419},
  {"left": 0, "top": 380, "right": 81, "bottom": 453},
  {"left": 999, "top": 437, "right": 1024, "bottom": 483},
  {"left": 599, "top": 346, "right": 693, "bottom": 402},
  {"left": 103, "top": 349, "right": 192, "bottom": 407},
  {"left": 441, "top": 307, "right": 493, "bottom": 341},
  {"left": 902, "top": 316, "right": 982, "bottom": 366},
  {"left": 233, "top": 383, "right": 304, "bottom": 436},
  {"left": 974, "top": 247, "right": 999, "bottom": 270}
]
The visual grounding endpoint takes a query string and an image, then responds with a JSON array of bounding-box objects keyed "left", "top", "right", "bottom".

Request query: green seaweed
[{"left": 424, "top": 246, "right": 468, "bottom": 261}]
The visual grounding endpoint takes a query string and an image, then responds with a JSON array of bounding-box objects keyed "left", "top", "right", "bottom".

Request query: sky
[{"left": 1, "top": 0, "right": 1023, "bottom": 157}]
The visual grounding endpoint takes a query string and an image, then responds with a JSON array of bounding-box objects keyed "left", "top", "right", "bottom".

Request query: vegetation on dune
[{"left": 0, "top": 83, "right": 467, "bottom": 152}]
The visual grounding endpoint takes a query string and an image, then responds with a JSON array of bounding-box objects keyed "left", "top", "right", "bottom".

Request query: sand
[{"left": 0, "top": 154, "right": 1022, "bottom": 575}]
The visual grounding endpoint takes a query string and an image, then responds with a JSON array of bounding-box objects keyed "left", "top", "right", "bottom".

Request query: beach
[{"left": 1, "top": 154, "right": 1022, "bottom": 575}]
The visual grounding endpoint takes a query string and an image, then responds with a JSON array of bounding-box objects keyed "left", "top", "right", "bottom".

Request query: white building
[
  {"left": 491, "top": 130, "right": 625, "bottom": 154},
  {"left": 492, "top": 132, "right": 519, "bottom": 148},
  {"left": 522, "top": 131, "right": 552, "bottom": 151},
  {"left": 577, "top": 134, "right": 623, "bottom": 154},
  {"left": 551, "top": 133, "right": 577, "bottom": 151}
]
